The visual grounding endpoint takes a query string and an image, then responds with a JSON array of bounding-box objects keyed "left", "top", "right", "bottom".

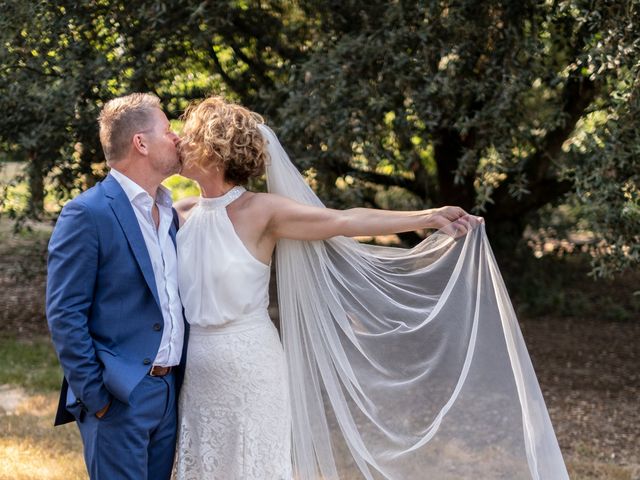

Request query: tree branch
[
  {"left": 493, "top": 177, "right": 574, "bottom": 221},
  {"left": 229, "top": 13, "right": 304, "bottom": 62},
  {"left": 433, "top": 127, "right": 476, "bottom": 209},
  {"left": 1, "top": 63, "right": 63, "bottom": 78},
  {"left": 208, "top": 45, "right": 249, "bottom": 99},
  {"left": 489, "top": 74, "right": 596, "bottom": 218},
  {"left": 347, "top": 168, "right": 424, "bottom": 196},
  {"left": 227, "top": 40, "right": 276, "bottom": 91},
  {"left": 531, "top": 75, "right": 596, "bottom": 182}
]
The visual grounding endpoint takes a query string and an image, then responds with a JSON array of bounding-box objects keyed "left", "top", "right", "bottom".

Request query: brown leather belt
[{"left": 149, "top": 365, "right": 173, "bottom": 377}]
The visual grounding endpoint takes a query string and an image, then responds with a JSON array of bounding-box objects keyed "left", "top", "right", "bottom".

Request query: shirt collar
[{"left": 109, "top": 168, "right": 173, "bottom": 207}]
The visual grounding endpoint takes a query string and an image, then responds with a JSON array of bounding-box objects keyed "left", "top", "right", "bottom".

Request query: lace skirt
[{"left": 173, "top": 314, "right": 292, "bottom": 479}]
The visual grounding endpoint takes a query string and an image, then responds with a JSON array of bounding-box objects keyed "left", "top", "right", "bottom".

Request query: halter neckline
[{"left": 198, "top": 186, "right": 246, "bottom": 209}]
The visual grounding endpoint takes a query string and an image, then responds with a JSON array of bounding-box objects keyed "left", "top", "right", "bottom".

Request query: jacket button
[
  {"left": 153, "top": 323, "right": 162, "bottom": 331},
  {"left": 143, "top": 358, "right": 151, "bottom": 365}
]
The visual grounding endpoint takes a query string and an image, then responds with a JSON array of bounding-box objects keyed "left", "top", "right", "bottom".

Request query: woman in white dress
[{"left": 173, "top": 96, "right": 569, "bottom": 479}]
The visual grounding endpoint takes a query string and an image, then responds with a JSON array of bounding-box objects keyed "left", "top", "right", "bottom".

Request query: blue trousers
[{"left": 76, "top": 372, "right": 177, "bottom": 480}]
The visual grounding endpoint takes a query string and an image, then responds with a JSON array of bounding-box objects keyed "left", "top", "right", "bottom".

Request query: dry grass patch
[
  {"left": 0, "top": 391, "right": 85, "bottom": 480},
  {"left": 1, "top": 368, "right": 639, "bottom": 479},
  {"left": 0, "top": 439, "right": 85, "bottom": 480},
  {"left": 566, "top": 459, "right": 640, "bottom": 480}
]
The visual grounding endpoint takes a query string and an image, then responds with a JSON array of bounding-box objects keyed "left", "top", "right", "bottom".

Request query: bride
[{"left": 172, "top": 96, "right": 569, "bottom": 479}]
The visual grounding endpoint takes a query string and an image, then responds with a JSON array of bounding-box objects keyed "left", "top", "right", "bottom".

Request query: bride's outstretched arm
[{"left": 261, "top": 192, "right": 478, "bottom": 241}]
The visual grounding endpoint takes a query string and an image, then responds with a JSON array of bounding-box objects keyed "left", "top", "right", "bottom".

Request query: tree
[
  {"left": 275, "top": 0, "right": 639, "bottom": 275},
  {"left": 0, "top": 0, "right": 306, "bottom": 217},
  {"left": 0, "top": 2, "right": 77, "bottom": 217},
  {"left": 0, "top": 0, "right": 637, "bottom": 277}
]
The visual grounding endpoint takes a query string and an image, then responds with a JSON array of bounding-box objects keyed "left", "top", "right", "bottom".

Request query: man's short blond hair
[{"left": 98, "top": 93, "right": 162, "bottom": 164}]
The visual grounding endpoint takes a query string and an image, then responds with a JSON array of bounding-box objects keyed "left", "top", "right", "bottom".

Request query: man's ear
[{"left": 132, "top": 133, "right": 148, "bottom": 156}]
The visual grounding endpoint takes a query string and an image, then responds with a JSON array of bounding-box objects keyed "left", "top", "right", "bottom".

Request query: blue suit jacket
[{"left": 46, "top": 174, "right": 188, "bottom": 425}]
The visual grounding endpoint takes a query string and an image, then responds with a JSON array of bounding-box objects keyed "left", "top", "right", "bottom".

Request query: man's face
[
  {"left": 175, "top": 137, "right": 199, "bottom": 180},
  {"left": 144, "top": 108, "right": 181, "bottom": 177}
]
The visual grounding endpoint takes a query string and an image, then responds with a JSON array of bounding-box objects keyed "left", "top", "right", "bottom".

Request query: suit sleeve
[{"left": 46, "top": 200, "right": 111, "bottom": 415}]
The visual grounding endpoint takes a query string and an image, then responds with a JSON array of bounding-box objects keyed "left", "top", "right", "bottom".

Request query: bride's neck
[{"left": 197, "top": 173, "right": 237, "bottom": 198}]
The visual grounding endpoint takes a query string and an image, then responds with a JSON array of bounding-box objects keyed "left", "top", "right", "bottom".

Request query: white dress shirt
[{"left": 109, "top": 168, "right": 184, "bottom": 367}]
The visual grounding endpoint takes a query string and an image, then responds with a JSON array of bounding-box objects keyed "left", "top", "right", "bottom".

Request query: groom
[{"left": 47, "top": 93, "right": 187, "bottom": 479}]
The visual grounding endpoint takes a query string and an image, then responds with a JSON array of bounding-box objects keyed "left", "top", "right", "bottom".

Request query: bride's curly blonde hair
[{"left": 180, "top": 96, "right": 267, "bottom": 184}]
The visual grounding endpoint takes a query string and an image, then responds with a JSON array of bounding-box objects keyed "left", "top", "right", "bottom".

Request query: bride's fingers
[
  {"left": 457, "top": 214, "right": 484, "bottom": 230},
  {"left": 465, "top": 215, "right": 482, "bottom": 228},
  {"left": 445, "top": 222, "right": 468, "bottom": 239},
  {"left": 438, "top": 213, "right": 483, "bottom": 239},
  {"left": 471, "top": 215, "right": 485, "bottom": 227},
  {"left": 454, "top": 217, "right": 471, "bottom": 230},
  {"left": 439, "top": 223, "right": 458, "bottom": 238},
  {"left": 455, "top": 223, "right": 469, "bottom": 238},
  {"left": 449, "top": 215, "right": 482, "bottom": 238}
]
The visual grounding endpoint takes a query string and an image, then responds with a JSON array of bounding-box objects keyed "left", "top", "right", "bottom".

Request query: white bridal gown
[
  {"left": 174, "top": 186, "right": 292, "bottom": 479},
  {"left": 173, "top": 123, "right": 569, "bottom": 479}
]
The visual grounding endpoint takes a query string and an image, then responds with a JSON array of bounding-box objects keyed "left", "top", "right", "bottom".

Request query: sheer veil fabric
[{"left": 260, "top": 124, "right": 569, "bottom": 479}]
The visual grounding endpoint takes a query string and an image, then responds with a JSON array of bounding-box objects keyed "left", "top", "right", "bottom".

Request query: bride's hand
[{"left": 429, "top": 206, "right": 484, "bottom": 239}]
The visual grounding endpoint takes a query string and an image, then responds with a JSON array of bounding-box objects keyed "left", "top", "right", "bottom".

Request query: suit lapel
[
  {"left": 169, "top": 208, "right": 178, "bottom": 249},
  {"left": 102, "top": 175, "right": 161, "bottom": 310}
]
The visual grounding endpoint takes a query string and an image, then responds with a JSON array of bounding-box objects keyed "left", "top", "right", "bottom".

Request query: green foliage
[
  {"left": 568, "top": 80, "right": 640, "bottom": 278},
  {"left": 0, "top": 337, "right": 62, "bottom": 392},
  {"left": 504, "top": 246, "right": 640, "bottom": 322},
  {"left": 163, "top": 174, "right": 201, "bottom": 201},
  {"left": 0, "top": 0, "right": 304, "bottom": 213},
  {"left": 276, "top": 0, "right": 640, "bottom": 277},
  {"left": 0, "top": 0, "right": 638, "bottom": 278}
]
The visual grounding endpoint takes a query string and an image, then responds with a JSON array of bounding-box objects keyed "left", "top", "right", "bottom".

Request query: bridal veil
[{"left": 260, "top": 124, "right": 569, "bottom": 479}]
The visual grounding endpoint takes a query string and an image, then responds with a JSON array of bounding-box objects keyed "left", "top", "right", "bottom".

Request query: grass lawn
[
  {"left": 0, "top": 216, "right": 638, "bottom": 479},
  {"left": 1, "top": 333, "right": 638, "bottom": 479},
  {"left": 0, "top": 338, "right": 86, "bottom": 480}
]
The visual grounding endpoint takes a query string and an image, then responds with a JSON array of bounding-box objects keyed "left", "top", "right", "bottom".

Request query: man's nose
[{"left": 170, "top": 132, "right": 180, "bottom": 144}]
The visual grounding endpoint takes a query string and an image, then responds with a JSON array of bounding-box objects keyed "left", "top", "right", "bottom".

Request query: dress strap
[{"left": 198, "top": 186, "right": 246, "bottom": 209}]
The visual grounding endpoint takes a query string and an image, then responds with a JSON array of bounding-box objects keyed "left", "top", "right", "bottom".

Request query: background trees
[{"left": 0, "top": 0, "right": 638, "bottom": 277}]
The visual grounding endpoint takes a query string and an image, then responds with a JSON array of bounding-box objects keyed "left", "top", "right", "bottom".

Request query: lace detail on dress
[
  {"left": 173, "top": 319, "right": 292, "bottom": 480},
  {"left": 174, "top": 183, "right": 292, "bottom": 478}
]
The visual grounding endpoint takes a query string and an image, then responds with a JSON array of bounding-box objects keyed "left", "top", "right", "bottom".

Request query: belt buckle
[{"left": 149, "top": 365, "right": 169, "bottom": 377}]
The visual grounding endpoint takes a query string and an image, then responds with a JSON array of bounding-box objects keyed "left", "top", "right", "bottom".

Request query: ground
[{"left": 0, "top": 219, "right": 638, "bottom": 479}]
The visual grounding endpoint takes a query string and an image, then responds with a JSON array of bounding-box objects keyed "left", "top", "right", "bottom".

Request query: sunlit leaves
[{"left": 0, "top": 0, "right": 637, "bottom": 276}]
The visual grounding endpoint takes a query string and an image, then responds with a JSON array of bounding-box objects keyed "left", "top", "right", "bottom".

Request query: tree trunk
[
  {"left": 433, "top": 128, "right": 475, "bottom": 209},
  {"left": 27, "top": 151, "right": 44, "bottom": 219},
  {"left": 484, "top": 215, "right": 527, "bottom": 249}
]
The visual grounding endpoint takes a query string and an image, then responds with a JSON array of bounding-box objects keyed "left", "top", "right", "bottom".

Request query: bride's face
[
  {"left": 177, "top": 137, "right": 199, "bottom": 179},
  {"left": 177, "top": 136, "right": 222, "bottom": 181}
]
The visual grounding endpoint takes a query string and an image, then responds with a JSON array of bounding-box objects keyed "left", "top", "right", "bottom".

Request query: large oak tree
[{"left": 0, "top": 0, "right": 637, "bottom": 276}]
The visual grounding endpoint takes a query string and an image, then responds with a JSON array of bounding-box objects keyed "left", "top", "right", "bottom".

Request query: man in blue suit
[{"left": 47, "top": 93, "right": 187, "bottom": 479}]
